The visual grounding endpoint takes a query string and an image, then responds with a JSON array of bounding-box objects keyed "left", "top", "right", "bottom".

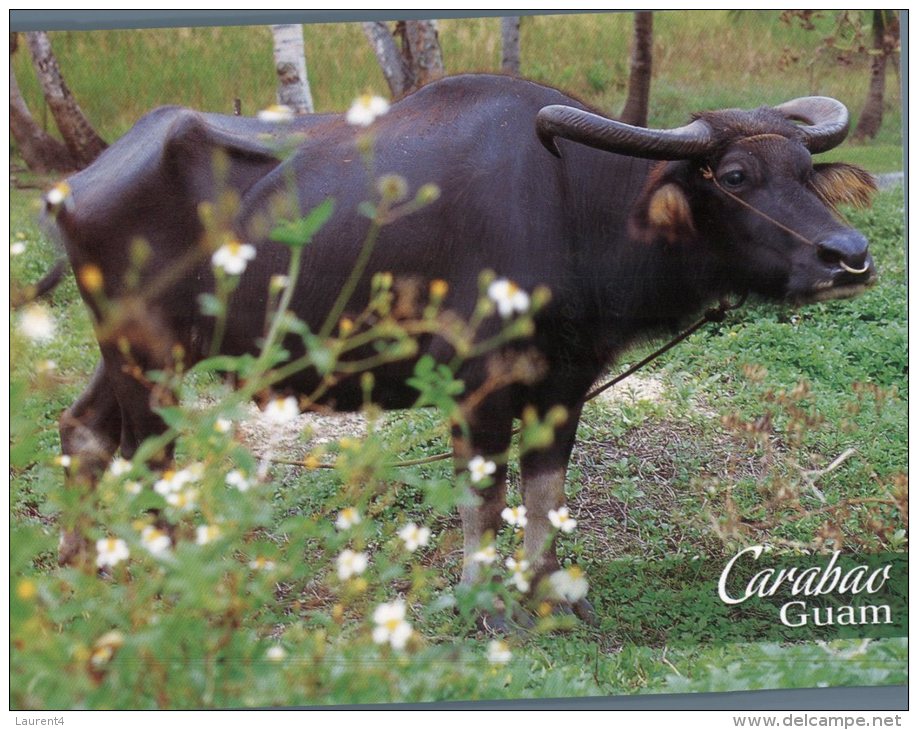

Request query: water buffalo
[{"left": 48, "top": 74, "right": 876, "bottom": 612}]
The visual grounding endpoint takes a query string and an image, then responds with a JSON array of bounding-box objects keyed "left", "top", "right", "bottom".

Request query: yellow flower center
[
  {"left": 79, "top": 264, "right": 104, "bottom": 292},
  {"left": 430, "top": 279, "right": 448, "bottom": 298},
  {"left": 17, "top": 579, "right": 37, "bottom": 600}
]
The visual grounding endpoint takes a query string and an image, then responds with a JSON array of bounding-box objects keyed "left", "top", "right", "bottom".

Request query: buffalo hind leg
[
  {"left": 520, "top": 402, "right": 595, "bottom": 624},
  {"left": 57, "top": 362, "right": 123, "bottom": 565},
  {"left": 453, "top": 408, "right": 514, "bottom": 587}
]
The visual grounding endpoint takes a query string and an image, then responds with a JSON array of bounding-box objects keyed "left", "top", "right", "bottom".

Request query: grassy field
[
  {"left": 9, "top": 10, "right": 907, "bottom": 709},
  {"left": 12, "top": 11, "right": 903, "bottom": 167}
]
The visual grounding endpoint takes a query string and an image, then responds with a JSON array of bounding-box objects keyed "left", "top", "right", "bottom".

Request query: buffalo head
[{"left": 537, "top": 96, "right": 877, "bottom": 304}]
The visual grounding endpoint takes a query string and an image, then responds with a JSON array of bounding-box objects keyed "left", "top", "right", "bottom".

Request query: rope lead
[{"left": 259, "top": 294, "right": 747, "bottom": 470}]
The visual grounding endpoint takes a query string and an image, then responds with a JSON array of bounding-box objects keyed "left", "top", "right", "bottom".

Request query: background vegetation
[{"left": 9, "top": 10, "right": 906, "bottom": 709}]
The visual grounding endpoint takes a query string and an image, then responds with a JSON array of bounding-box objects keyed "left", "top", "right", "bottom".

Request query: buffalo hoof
[
  {"left": 572, "top": 597, "right": 598, "bottom": 627},
  {"left": 477, "top": 605, "right": 537, "bottom": 635}
]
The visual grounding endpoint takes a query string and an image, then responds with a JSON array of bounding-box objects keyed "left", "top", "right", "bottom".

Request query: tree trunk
[
  {"left": 619, "top": 11, "right": 654, "bottom": 128},
  {"left": 270, "top": 24, "right": 314, "bottom": 114},
  {"left": 363, "top": 20, "right": 444, "bottom": 98},
  {"left": 362, "top": 21, "right": 410, "bottom": 98},
  {"left": 403, "top": 20, "right": 444, "bottom": 88},
  {"left": 10, "top": 34, "right": 76, "bottom": 172},
  {"left": 501, "top": 17, "right": 521, "bottom": 75},
  {"left": 25, "top": 31, "right": 106, "bottom": 168},
  {"left": 852, "top": 10, "right": 898, "bottom": 141}
]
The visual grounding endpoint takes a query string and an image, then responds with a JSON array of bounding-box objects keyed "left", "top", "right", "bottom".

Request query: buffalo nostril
[{"left": 817, "top": 233, "right": 869, "bottom": 272}]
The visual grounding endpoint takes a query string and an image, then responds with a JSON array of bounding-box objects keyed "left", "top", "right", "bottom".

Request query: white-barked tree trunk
[{"left": 270, "top": 24, "right": 314, "bottom": 114}]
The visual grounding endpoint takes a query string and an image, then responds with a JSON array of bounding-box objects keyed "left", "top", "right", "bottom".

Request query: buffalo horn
[
  {"left": 536, "top": 105, "right": 715, "bottom": 160},
  {"left": 774, "top": 96, "right": 850, "bottom": 154}
]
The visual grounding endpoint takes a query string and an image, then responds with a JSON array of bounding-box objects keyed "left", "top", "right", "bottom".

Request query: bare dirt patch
[
  {"left": 594, "top": 372, "right": 667, "bottom": 406},
  {"left": 233, "top": 403, "right": 369, "bottom": 462}
]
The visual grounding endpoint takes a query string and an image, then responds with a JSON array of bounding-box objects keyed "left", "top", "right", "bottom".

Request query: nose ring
[{"left": 839, "top": 260, "right": 870, "bottom": 275}]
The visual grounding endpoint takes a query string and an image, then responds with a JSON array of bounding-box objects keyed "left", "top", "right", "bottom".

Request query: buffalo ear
[
  {"left": 631, "top": 182, "right": 695, "bottom": 244},
  {"left": 810, "top": 163, "right": 877, "bottom": 210}
]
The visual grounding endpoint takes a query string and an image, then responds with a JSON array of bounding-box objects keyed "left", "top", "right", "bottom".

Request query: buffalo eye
[{"left": 720, "top": 169, "right": 746, "bottom": 188}]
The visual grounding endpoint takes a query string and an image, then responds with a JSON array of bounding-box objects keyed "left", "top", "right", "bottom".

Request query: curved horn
[
  {"left": 774, "top": 96, "right": 850, "bottom": 154},
  {"left": 536, "top": 105, "right": 715, "bottom": 160}
]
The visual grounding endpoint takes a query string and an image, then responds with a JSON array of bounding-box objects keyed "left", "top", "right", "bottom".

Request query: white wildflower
[
  {"left": 335, "top": 507, "right": 361, "bottom": 530},
  {"left": 19, "top": 304, "right": 56, "bottom": 342},
  {"left": 487, "top": 278, "right": 530, "bottom": 318},
  {"left": 548, "top": 505, "right": 578, "bottom": 533},
  {"left": 266, "top": 645, "right": 287, "bottom": 661},
  {"left": 108, "top": 458, "right": 132, "bottom": 477},
  {"left": 11, "top": 242, "right": 26, "bottom": 256},
  {"left": 140, "top": 526, "right": 171, "bottom": 556},
  {"left": 45, "top": 180, "right": 72, "bottom": 209},
  {"left": 336, "top": 549, "right": 369, "bottom": 580},
  {"left": 263, "top": 396, "right": 299, "bottom": 424},
  {"left": 55, "top": 455, "right": 72, "bottom": 468},
  {"left": 487, "top": 639, "right": 512, "bottom": 665},
  {"left": 226, "top": 469, "right": 252, "bottom": 492},
  {"left": 124, "top": 480, "right": 143, "bottom": 495},
  {"left": 95, "top": 537, "right": 130, "bottom": 568},
  {"left": 468, "top": 455, "right": 497, "bottom": 484},
  {"left": 211, "top": 239, "right": 256, "bottom": 275},
  {"left": 501, "top": 505, "right": 527, "bottom": 528},
  {"left": 371, "top": 600, "right": 413, "bottom": 650},
  {"left": 214, "top": 417, "right": 233, "bottom": 434},
  {"left": 472, "top": 544, "right": 498, "bottom": 565},
  {"left": 195, "top": 524, "right": 221, "bottom": 545},
  {"left": 505, "top": 557, "right": 531, "bottom": 592},
  {"left": 548, "top": 566, "right": 589, "bottom": 603},
  {"left": 166, "top": 489, "right": 197, "bottom": 511},
  {"left": 154, "top": 468, "right": 193, "bottom": 496},
  {"left": 398, "top": 522, "right": 431, "bottom": 552},
  {"left": 346, "top": 94, "right": 390, "bottom": 127},
  {"left": 249, "top": 556, "right": 276, "bottom": 571},
  {"left": 257, "top": 104, "right": 294, "bottom": 123}
]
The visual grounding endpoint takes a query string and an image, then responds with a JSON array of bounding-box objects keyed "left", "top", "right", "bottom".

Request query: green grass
[{"left": 12, "top": 11, "right": 902, "bottom": 157}]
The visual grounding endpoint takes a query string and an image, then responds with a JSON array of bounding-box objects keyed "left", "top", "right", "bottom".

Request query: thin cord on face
[{"left": 701, "top": 166, "right": 870, "bottom": 275}]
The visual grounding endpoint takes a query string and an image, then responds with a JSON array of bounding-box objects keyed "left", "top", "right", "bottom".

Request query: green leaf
[
  {"left": 269, "top": 198, "right": 335, "bottom": 248},
  {"left": 190, "top": 353, "right": 256, "bottom": 375}
]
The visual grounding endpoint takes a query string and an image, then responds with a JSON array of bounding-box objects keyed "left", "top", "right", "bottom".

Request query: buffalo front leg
[
  {"left": 58, "top": 362, "right": 123, "bottom": 565},
  {"left": 453, "top": 413, "right": 514, "bottom": 586},
  {"left": 519, "top": 402, "right": 594, "bottom": 621}
]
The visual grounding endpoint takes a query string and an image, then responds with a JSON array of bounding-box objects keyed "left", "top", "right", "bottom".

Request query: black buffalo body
[{"left": 51, "top": 75, "right": 876, "bottom": 603}]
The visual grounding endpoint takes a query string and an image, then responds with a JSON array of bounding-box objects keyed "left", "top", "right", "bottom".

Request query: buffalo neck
[{"left": 559, "top": 147, "right": 723, "bottom": 364}]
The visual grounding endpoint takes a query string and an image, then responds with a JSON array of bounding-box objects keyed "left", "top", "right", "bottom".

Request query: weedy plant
[
  {"left": 10, "top": 104, "right": 600, "bottom": 709},
  {"left": 701, "top": 365, "right": 907, "bottom": 554}
]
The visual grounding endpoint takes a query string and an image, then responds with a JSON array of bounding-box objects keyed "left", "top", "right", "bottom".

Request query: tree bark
[
  {"left": 852, "top": 10, "right": 898, "bottom": 141},
  {"left": 363, "top": 20, "right": 444, "bottom": 98},
  {"left": 403, "top": 20, "right": 444, "bottom": 88},
  {"left": 619, "top": 11, "right": 654, "bottom": 128},
  {"left": 10, "top": 34, "right": 76, "bottom": 172},
  {"left": 270, "top": 24, "right": 314, "bottom": 114},
  {"left": 500, "top": 17, "right": 521, "bottom": 75},
  {"left": 25, "top": 31, "right": 106, "bottom": 168},
  {"left": 362, "top": 21, "right": 410, "bottom": 98}
]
